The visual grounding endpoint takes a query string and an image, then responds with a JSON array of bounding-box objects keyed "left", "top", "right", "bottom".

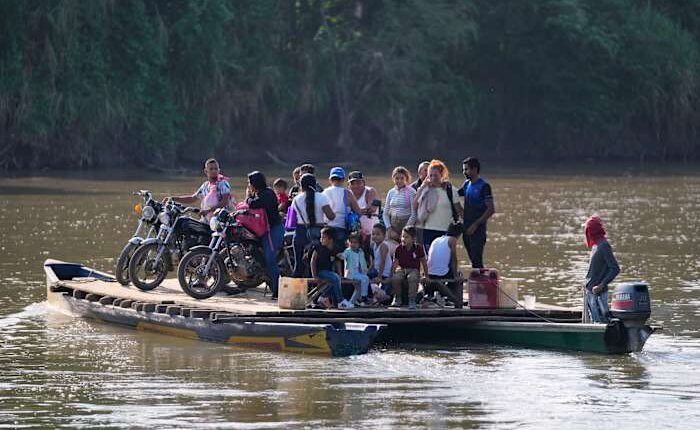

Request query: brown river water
[{"left": 0, "top": 170, "right": 698, "bottom": 429}]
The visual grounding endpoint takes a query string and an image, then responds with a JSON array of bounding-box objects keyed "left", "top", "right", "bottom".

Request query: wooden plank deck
[{"left": 57, "top": 277, "right": 583, "bottom": 323}]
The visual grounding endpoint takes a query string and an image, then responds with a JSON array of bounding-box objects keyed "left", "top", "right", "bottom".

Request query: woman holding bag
[
  {"left": 246, "top": 171, "right": 285, "bottom": 299},
  {"left": 291, "top": 174, "right": 335, "bottom": 277}
]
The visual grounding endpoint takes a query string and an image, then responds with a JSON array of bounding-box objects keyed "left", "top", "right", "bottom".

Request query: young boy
[
  {"left": 391, "top": 227, "right": 428, "bottom": 309},
  {"left": 310, "top": 228, "right": 354, "bottom": 309},
  {"left": 426, "top": 223, "right": 463, "bottom": 305},
  {"left": 167, "top": 158, "right": 234, "bottom": 222},
  {"left": 339, "top": 234, "right": 370, "bottom": 305},
  {"left": 273, "top": 178, "right": 290, "bottom": 213}
]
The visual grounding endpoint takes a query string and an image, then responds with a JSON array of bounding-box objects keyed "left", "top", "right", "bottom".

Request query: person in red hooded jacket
[{"left": 583, "top": 215, "right": 620, "bottom": 323}]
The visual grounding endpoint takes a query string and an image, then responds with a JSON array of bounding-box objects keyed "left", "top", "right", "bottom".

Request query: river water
[{"left": 1, "top": 171, "right": 698, "bottom": 429}]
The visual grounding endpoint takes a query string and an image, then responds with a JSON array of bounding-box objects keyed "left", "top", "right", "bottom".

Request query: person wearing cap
[
  {"left": 322, "top": 167, "right": 363, "bottom": 255},
  {"left": 583, "top": 215, "right": 620, "bottom": 323},
  {"left": 347, "top": 170, "right": 380, "bottom": 245}
]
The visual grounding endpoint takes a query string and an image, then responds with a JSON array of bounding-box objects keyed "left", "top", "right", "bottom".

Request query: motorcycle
[
  {"left": 178, "top": 208, "right": 292, "bottom": 299},
  {"left": 127, "top": 199, "right": 210, "bottom": 291},
  {"left": 115, "top": 190, "right": 163, "bottom": 286}
]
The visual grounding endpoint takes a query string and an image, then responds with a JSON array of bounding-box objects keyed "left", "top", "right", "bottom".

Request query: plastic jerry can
[
  {"left": 278, "top": 277, "right": 309, "bottom": 310},
  {"left": 468, "top": 269, "right": 499, "bottom": 309}
]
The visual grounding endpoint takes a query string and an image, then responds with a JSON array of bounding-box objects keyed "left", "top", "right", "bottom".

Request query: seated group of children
[{"left": 309, "top": 223, "right": 463, "bottom": 310}]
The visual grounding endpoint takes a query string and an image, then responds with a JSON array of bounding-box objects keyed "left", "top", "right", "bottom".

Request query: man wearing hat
[{"left": 322, "top": 167, "right": 363, "bottom": 254}]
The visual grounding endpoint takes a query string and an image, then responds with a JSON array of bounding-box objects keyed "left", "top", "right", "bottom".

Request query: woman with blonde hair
[
  {"left": 383, "top": 166, "right": 417, "bottom": 241},
  {"left": 414, "top": 159, "right": 462, "bottom": 251}
]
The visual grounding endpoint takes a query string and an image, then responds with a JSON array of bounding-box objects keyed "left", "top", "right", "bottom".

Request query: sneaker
[
  {"left": 390, "top": 298, "right": 402, "bottom": 307},
  {"left": 338, "top": 299, "right": 355, "bottom": 310}
]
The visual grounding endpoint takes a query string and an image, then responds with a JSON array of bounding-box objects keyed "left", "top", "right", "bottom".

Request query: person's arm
[
  {"left": 449, "top": 237, "right": 458, "bottom": 276},
  {"left": 247, "top": 190, "right": 273, "bottom": 210},
  {"left": 170, "top": 195, "right": 198, "bottom": 205},
  {"left": 364, "top": 188, "right": 378, "bottom": 216},
  {"left": 390, "top": 258, "right": 399, "bottom": 275},
  {"left": 420, "top": 256, "right": 428, "bottom": 278},
  {"left": 310, "top": 250, "right": 319, "bottom": 279},
  {"left": 346, "top": 190, "right": 362, "bottom": 214},
  {"left": 377, "top": 243, "right": 389, "bottom": 279},
  {"left": 594, "top": 245, "right": 620, "bottom": 294},
  {"left": 406, "top": 188, "right": 417, "bottom": 226},
  {"left": 322, "top": 204, "right": 335, "bottom": 221},
  {"left": 466, "top": 185, "right": 495, "bottom": 235},
  {"left": 383, "top": 190, "right": 392, "bottom": 228}
]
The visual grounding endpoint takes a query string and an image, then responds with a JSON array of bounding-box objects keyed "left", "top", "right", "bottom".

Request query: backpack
[{"left": 343, "top": 189, "right": 361, "bottom": 233}]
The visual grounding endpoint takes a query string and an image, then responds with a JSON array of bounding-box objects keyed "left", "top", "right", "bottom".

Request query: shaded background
[{"left": 1, "top": 0, "right": 700, "bottom": 170}]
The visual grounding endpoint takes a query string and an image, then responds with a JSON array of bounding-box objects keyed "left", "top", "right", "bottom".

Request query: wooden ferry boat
[{"left": 44, "top": 260, "right": 656, "bottom": 357}]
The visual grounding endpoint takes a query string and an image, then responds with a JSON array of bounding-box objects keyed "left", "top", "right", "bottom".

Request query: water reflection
[{"left": 1, "top": 173, "right": 700, "bottom": 428}]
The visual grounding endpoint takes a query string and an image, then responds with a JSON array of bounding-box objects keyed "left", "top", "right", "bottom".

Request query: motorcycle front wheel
[
  {"left": 128, "top": 243, "right": 168, "bottom": 291},
  {"left": 115, "top": 242, "right": 138, "bottom": 286},
  {"left": 178, "top": 248, "right": 226, "bottom": 299}
]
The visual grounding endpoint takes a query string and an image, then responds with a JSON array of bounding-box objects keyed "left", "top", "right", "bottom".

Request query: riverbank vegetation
[{"left": 1, "top": 0, "right": 698, "bottom": 170}]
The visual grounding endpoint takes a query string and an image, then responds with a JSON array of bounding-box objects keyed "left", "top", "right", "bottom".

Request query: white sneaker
[{"left": 338, "top": 299, "right": 355, "bottom": 310}]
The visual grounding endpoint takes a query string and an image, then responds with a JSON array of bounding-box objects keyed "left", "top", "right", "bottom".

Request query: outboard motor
[
  {"left": 609, "top": 282, "right": 654, "bottom": 353},
  {"left": 611, "top": 282, "right": 651, "bottom": 325}
]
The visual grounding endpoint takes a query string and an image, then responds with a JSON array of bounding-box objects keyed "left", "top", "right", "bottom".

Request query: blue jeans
[
  {"left": 348, "top": 272, "right": 370, "bottom": 302},
  {"left": 318, "top": 270, "right": 343, "bottom": 305},
  {"left": 262, "top": 223, "right": 285, "bottom": 296},
  {"left": 586, "top": 289, "right": 609, "bottom": 323},
  {"left": 292, "top": 224, "right": 320, "bottom": 277}
]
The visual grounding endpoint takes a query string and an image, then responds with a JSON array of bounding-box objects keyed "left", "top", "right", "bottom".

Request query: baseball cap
[
  {"left": 329, "top": 166, "right": 346, "bottom": 180},
  {"left": 347, "top": 171, "right": 364, "bottom": 182}
]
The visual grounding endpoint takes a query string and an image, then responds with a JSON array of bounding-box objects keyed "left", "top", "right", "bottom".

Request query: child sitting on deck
[
  {"left": 310, "top": 228, "right": 354, "bottom": 309},
  {"left": 369, "top": 223, "right": 393, "bottom": 304},
  {"left": 338, "top": 233, "right": 370, "bottom": 306},
  {"left": 426, "top": 223, "right": 463, "bottom": 306},
  {"left": 390, "top": 227, "right": 428, "bottom": 309}
]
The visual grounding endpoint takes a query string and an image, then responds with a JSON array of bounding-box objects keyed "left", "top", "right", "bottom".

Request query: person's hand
[
  {"left": 592, "top": 285, "right": 602, "bottom": 295},
  {"left": 161, "top": 196, "right": 170, "bottom": 204},
  {"left": 466, "top": 222, "right": 478, "bottom": 236}
]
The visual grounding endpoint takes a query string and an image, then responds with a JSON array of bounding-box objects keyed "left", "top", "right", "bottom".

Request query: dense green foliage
[{"left": 0, "top": 0, "right": 698, "bottom": 169}]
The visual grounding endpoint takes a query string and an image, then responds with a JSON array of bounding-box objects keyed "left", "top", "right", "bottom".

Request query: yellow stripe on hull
[
  {"left": 136, "top": 322, "right": 200, "bottom": 340},
  {"left": 227, "top": 332, "right": 332, "bottom": 356}
]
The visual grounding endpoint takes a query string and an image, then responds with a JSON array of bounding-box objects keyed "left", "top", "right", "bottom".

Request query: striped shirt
[{"left": 383, "top": 186, "right": 416, "bottom": 229}]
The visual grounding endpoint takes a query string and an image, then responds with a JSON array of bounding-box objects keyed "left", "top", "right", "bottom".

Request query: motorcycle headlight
[
  {"left": 142, "top": 205, "right": 156, "bottom": 222},
  {"left": 158, "top": 212, "right": 170, "bottom": 226},
  {"left": 209, "top": 216, "right": 223, "bottom": 232}
]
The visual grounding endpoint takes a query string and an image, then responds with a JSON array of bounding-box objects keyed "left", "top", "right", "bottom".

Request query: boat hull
[{"left": 45, "top": 261, "right": 381, "bottom": 357}]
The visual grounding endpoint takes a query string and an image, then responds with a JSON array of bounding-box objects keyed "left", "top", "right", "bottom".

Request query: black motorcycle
[
  {"left": 127, "top": 199, "right": 210, "bottom": 291},
  {"left": 178, "top": 208, "right": 292, "bottom": 299},
  {"left": 115, "top": 190, "right": 163, "bottom": 286}
]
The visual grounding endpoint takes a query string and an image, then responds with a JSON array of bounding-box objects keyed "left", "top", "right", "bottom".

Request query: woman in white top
[
  {"left": 291, "top": 174, "right": 335, "bottom": 277},
  {"left": 347, "top": 170, "right": 380, "bottom": 242},
  {"left": 415, "top": 160, "right": 462, "bottom": 252}
]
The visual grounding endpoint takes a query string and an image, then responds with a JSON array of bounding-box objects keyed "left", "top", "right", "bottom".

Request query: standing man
[
  {"left": 459, "top": 157, "right": 495, "bottom": 268},
  {"left": 167, "top": 158, "right": 234, "bottom": 221}
]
